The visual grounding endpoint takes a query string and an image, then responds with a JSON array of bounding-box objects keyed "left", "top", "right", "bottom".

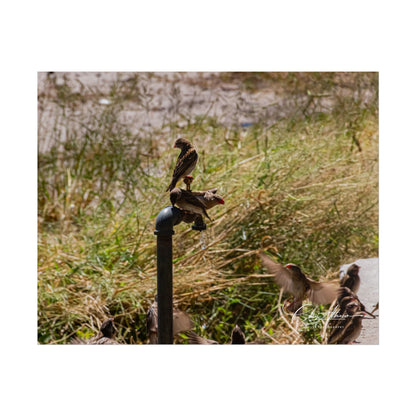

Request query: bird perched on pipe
[
  {"left": 166, "top": 138, "right": 198, "bottom": 192},
  {"left": 146, "top": 296, "right": 195, "bottom": 344},
  {"left": 174, "top": 188, "right": 225, "bottom": 224},
  {"left": 340, "top": 263, "right": 361, "bottom": 293},
  {"left": 191, "top": 188, "right": 225, "bottom": 209},
  {"left": 170, "top": 187, "right": 220, "bottom": 221},
  {"left": 258, "top": 251, "right": 338, "bottom": 313},
  {"left": 71, "top": 318, "right": 119, "bottom": 345}
]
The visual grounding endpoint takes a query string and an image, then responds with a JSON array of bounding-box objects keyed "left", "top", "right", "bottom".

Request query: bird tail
[
  {"left": 202, "top": 207, "right": 211, "bottom": 221},
  {"left": 166, "top": 178, "right": 178, "bottom": 192}
]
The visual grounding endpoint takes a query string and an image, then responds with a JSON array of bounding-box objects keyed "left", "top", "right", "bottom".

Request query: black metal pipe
[{"left": 154, "top": 206, "right": 184, "bottom": 344}]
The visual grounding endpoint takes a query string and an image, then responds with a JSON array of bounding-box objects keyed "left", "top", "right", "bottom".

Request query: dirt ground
[{"left": 38, "top": 72, "right": 376, "bottom": 153}]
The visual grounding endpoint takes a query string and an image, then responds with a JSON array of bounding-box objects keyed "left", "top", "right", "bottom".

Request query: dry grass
[{"left": 38, "top": 72, "right": 378, "bottom": 344}]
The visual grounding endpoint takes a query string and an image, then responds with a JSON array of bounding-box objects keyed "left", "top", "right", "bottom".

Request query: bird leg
[
  {"left": 183, "top": 175, "right": 194, "bottom": 191},
  {"left": 363, "top": 310, "right": 377, "bottom": 319}
]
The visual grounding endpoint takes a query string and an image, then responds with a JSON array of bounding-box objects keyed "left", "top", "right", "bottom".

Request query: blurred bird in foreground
[
  {"left": 72, "top": 318, "right": 119, "bottom": 345},
  {"left": 340, "top": 263, "right": 361, "bottom": 293},
  {"left": 258, "top": 251, "right": 338, "bottom": 314},
  {"left": 146, "top": 296, "right": 195, "bottom": 344},
  {"left": 187, "top": 325, "right": 264, "bottom": 345},
  {"left": 166, "top": 138, "right": 198, "bottom": 192}
]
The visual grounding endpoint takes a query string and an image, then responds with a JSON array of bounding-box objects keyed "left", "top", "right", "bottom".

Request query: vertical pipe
[
  {"left": 156, "top": 234, "right": 173, "bottom": 344},
  {"left": 154, "top": 206, "right": 184, "bottom": 344}
]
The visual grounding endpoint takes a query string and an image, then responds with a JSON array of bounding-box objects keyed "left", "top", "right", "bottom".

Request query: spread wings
[
  {"left": 307, "top": 279, "right": 339, "bottom": 305},
  {"left": 258, "top": 251, "right": 305, "bottom": 298}
]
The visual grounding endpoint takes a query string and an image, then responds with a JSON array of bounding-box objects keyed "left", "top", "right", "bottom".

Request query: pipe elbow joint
[{"left": 154, "top": 206, "right": 184, "bottom": 236}]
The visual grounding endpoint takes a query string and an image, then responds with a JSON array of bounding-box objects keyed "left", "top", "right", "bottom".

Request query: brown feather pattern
[
  {"left": 146, "top": 298, "right": 194, "bottom": 344},
  {"left": 166, "top": 138, "right": 198, "bottom": 192},
  {"left": 258, "top": 251, "right": 338, "bottom": 311}
]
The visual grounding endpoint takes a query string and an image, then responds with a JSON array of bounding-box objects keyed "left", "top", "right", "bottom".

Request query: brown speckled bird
[
  {"left": 340, "top": 263, "right": 361, "bottom": 293},
  {"left": 146, "top": 296, "right": 195, "bottom": 344},
  {"left": 170, "top": 187, "right": 212, "bottom": 220},
  {"left": 335, "top": 310, "right": 366, "bottom": 344},
  {"left": 259, "top": 251, "right": 338, "bottom": 313},
  {"left": 192, "top": 188, "right": 225, "bottom": 209},
  {"left": 166, "top": 138, "right": 198, "bottom": 192},
  {"left": 337, "top": 287, "right": 375, "bottom": 318},
  {"left": 328, "top": 301, "right": 360, "bottom": 344},
  {"left": 72, "top": 318, "right": 119, "bottom": 345}
]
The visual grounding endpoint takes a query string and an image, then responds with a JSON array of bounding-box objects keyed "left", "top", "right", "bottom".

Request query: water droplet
[
  {"left": 242, "top": 229, "right": 247, "bottom": 240},
  {"left": 200, "top": 231, "right": 207, "bottom": 250}
]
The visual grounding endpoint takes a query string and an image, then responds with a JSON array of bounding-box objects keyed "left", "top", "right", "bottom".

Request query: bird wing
[
  {"left": 328, "top": 319, "right": 349, "bottom": 344},
  {"left": 191, "top": 188, "right": 217, "bottom": 196},
  {"left": 166, "top": 148, "right": 198, "bottom": 191},
  {"left": 92, "top": 337, "right": 119, "bottom": 345},
  {"left": 340, "top": 273, "right": 349, "bottom": 286},
  {"left": 171, "top": 148, "right": 198, "bottom": 180},
  {"left": 341, "top": 275, "right": 360, "bottom": 293},
  {"left": 187, "top": 331, "right": 219, "bottom": 345},
  {"left": 337, "top": 286, "right": 356, "bottom": 301},
  {"left": 182, "top": 190, "right": 211, "bottom": 219},
  {"left": 306, "top": 279, "right": 339, "bottom": 305},
  {"left": 182, "top": 190, "right": 210, "bottom": 209},
  {"left": 338, "top": 314, "right": 363, "bottom": 344},
  {"left": 258, "top": 252, "right": 301, "bottom": 296},
  {"left": 173, "top": 310, "right": 194, "bottom": 335},
  {"left": 147, "top": 301, "right": 193, "bottom": 343}
]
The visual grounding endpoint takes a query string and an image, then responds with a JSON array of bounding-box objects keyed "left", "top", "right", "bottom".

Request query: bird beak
[{"left": 219, "top": 199, "right": 225, "bottom": 205}]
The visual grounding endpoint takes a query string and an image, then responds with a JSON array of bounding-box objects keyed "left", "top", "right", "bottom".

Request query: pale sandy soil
[{"left": 38, "top": 72, "right": 376, "bottom": 153}]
